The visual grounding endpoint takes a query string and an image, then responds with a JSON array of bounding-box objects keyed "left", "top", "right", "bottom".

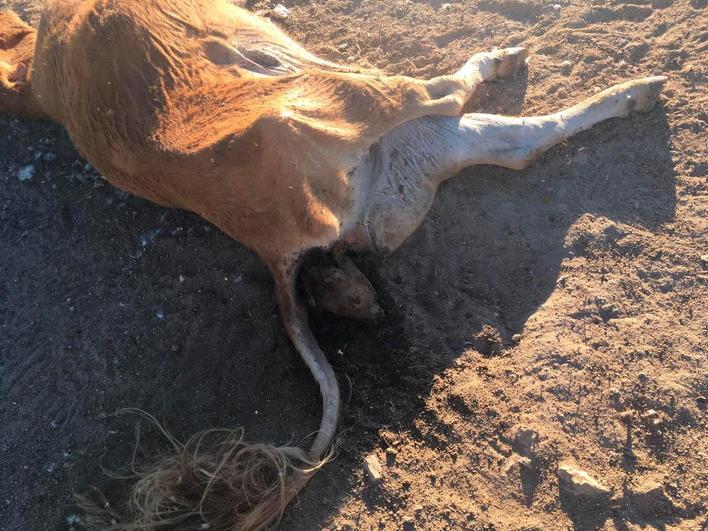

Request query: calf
[{"left": 0, "top": 1, "right": 666, "bottom": 529}]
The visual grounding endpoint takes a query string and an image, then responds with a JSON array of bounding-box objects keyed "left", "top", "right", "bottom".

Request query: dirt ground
[{"left": 1, "top": 0, "right": 706, "bottom": 530}]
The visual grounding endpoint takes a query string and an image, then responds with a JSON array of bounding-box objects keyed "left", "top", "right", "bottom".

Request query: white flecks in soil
[{"left": 17, "top": 164, "right": 35, "bottom": 182}]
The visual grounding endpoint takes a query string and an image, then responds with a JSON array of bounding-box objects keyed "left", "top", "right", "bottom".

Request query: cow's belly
[{"left": 351, "top": 117, "right": 451, "bottom": 255}]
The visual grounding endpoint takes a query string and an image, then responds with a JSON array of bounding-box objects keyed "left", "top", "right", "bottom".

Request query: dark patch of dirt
[{"left": 1, "top": 1, "right": 706, "bottom": 530}]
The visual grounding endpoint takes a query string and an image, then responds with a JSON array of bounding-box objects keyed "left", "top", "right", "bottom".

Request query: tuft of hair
[{"left": 77, "top": 410, "right": 328, "bottom": 531}]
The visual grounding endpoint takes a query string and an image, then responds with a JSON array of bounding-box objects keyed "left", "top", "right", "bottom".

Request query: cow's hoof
[
  {"left": 493, "top": 47, "right": 529, "bottom": 79},
  {"left": 625, "top": 76, "right": 667, "bottom": 113}
]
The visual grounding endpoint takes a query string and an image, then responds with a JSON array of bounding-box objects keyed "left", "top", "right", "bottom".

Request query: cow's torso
[{"left": 31, "top": 0, "right": 459, "bottom": 263}]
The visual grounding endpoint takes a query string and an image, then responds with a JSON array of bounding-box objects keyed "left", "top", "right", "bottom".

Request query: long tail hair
[{"left": 79, "top": 259, "right": 340, "bottom": 530}]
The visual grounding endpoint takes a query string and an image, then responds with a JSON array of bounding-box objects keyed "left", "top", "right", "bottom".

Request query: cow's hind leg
[{"left": 363, "top": 76, "right": 666, "bottom": 254}]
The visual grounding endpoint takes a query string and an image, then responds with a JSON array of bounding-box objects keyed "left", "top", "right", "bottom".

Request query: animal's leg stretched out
[{"left": 363, "top": 76, "right": 667, "bottom": 254}]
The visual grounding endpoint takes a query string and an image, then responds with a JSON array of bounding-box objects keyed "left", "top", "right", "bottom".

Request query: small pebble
[
  {"left": 270, "top": 4, "right": 289, "bottom": 20},
  {"left": 609, "top": 388, "right": 622, "bottom": 408},
  {"left": 385, "top": 447, "right": 398, "bottom": 466},
  {"left": 402, "top": 516, "right": 415, "bottom": 530},
  {"left": 557, "top": 463, "right": 611, "bottom": 498},
  {"left": 17, "top": 164, "right": 35, "bottom": 182},
  {"left": 512, "top": 333, "right": 523, "bottom": 342},
  {"left": 560, "top": 60, "right": 573, "bottom": 74},
  {"left": 363, "top": 453, "right": 383, "bottom": 483}
]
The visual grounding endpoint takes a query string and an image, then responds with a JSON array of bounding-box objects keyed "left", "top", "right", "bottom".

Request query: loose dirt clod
[
  {"left": 628, "top": 479, "right": 675, "bottom": 517},
  {"left": 270, "top": 4, "right": 289, "bottom": 20},
  {"left": 512, "top": 426, "right": 540, "bottom": 456}
]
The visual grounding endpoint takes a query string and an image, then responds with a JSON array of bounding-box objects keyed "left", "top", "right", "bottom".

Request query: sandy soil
[{"left": 1, "top": 1, "right": 706, "bottom": 530}]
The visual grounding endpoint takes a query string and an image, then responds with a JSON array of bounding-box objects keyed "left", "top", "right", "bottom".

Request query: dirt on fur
[{"left": 0, "top": 1, "right": 706, "bottom": 530}]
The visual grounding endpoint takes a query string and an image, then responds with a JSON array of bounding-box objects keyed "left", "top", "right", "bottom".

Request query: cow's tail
[{"left": 79, "top": 258, "right": 340, "bottom": 531}]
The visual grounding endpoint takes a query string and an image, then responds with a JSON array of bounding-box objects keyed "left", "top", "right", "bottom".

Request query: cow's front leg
[
  {"left": 424, "top": 47, "right": 528, "bottom": 114},
  {"left": 458, "top": 47, "right": 530, "bottom": 83},
  {"left": 361, "top": 76, "right": 666, "bottom": 255}
]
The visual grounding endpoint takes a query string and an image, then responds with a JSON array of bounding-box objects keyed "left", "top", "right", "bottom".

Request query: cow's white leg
[
  {"left": 451, "top": 76, "right": 667, "bottom": 171},
  {"left": 423, "top": 47, "right": 528, "bottom": 112},
  {"left": 362, "top": 76, "right": 666, "bottom": 254},
  {"left": 458, "top": 46, "right": 530, "bottom": 83}
]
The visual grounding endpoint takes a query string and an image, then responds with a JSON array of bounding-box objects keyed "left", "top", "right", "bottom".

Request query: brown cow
[{"left": 0, "top": 1, "right": 666, "bottom": 529}]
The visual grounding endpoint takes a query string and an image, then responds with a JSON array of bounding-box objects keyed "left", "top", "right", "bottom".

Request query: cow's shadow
[{"left": 0, "top": 70, "right": 674, "bottom": 530}]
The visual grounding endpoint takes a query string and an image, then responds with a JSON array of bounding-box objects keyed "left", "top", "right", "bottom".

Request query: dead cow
[{"left": 0, "top": 1, "right": 666, "bottom": 529}]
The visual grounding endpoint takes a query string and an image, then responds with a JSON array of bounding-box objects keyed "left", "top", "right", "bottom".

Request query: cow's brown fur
[{"left": 0, "top": 12, "right": 43, "bottom": 117}]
